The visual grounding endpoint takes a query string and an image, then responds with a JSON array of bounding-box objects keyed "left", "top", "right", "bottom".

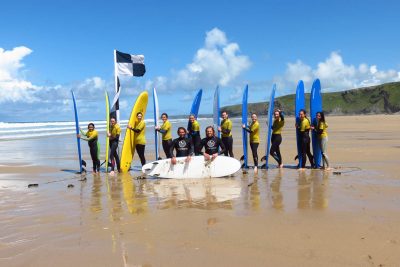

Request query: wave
[{"left": 0, "top": 118, "right": 212, "bottom": 141}]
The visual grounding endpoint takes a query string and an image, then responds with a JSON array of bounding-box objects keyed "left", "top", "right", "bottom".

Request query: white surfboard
[{"left": 142, "top": 156, "right": 241, "bottom": 179}]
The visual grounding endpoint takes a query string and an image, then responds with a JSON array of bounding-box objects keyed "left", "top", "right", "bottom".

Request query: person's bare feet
[
  {"left": 110, "top": 171, "right": 115, "bottom": 176},
  {"left": 279, "top": 164, "right": 283, "bottom": 168},
  {"left": 254, "top": 166, "right": 258, "bottom": 174}
]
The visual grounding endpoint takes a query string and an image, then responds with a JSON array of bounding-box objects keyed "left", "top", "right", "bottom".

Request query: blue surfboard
[
  {"left": 71, "top": 90, "right": 83, "bottom": 173},
  {"left": 295, "top": 81, "right": 305, "bottom": 168},
  {"left": 187, "top": 89, "right": 203, "bottom": 130},
  {"left": 153, "top": 88, "right": 160, "bottom": 160},
  {"left": 241, "top": 85, "right": 249, "bottom": 168},
  {"left": 310, "top": 79, "right": 322, "bottom": 167},
  {"left": 213, "top": 86, "right": 220, "bottom": 138},
  {"left": 263, "top": 84, "right": 276, "bottom": 169}
]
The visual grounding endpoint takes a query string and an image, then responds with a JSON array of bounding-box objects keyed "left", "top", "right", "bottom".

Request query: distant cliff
[{"left": 222, "top": 82, "right": 400, "bottom": 116}]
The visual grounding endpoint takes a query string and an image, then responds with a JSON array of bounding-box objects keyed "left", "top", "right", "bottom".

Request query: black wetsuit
[
  {"left": 270, "top": 113, "right": 284, "bottom": 165},
  {"left": 170, "top": 137, "right": 194, "bottom": 157},
  {"left": 298, "top": 118, "right": 314, "bottom": 168},
  {"left": 199, "top": 136, "right": 226, "bottom": 156},
  {"left": 109, "top": 135, "right": 120, "bottom": 172}
]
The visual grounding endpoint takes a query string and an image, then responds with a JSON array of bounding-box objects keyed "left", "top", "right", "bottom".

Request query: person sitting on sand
[
  {"left": 199, "top": 126, "right": 226, "bottom": 161},
  {"left": 155, "top": 113, "right": 172, "bottom": 159},
  {"left": 187, "top": 114, "right": 201, "bottom": 156},
  {"left": 218, "top": 111, "right": 234, "bottom": 157},
  {"left": 270, "top": 109, "right": 285, "bottom": 168},
  {"left": 78, "top": 123, "right": 100, "bottom": 173},
  {"left": 108, "top": 117, "right": 121, "bottom": 175},
  {"left": 242, "top": 113, "right": 260, "bottom": 173},
  {"left": 127, "top": 112, "right": 146, "bottom": 166},
  {"left": 170, "top": 127, "right": 193, "bottom": 165},
  {"left": 314, "top": 111, "right": 330, "bottom": 170},
  {"left": 296, "top": 109, "right": 314, "bottom": 170}
]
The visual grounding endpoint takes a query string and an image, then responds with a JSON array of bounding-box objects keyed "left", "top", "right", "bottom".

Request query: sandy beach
[{"left": 0, "top": 114, "right": 400, "bottom": 267}]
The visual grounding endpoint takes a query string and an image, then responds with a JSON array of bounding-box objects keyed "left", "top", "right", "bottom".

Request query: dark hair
[
  {"left": 189, "top": 114, "right": 195, "bottom": 118},
  {"left": 205, "top": 126, "right": 215, "bottom": 135},
  {"left": 222, "top": 111, "right": 228, "bottom": 116},
  {"left": 137, "top": 112, "right": 143, "bottom": 116},
  {"left": 110, "top": 117, "right": 116, "bottom": 121},
  {"left": 177, "top": 127, "right": 187, "bottom": 134},
  {"left": 299, "top": 109, "right": 307, "bottom": 116},
  {"left": 317, "top": 111, "right": 325, "bottom": 123},
  {"left": 88, "top": 123, "right": 95, "bottom": 128},
  {"left": 251, "top": 112, "right": 257, "bottom": 117},
  {"left": 161, "top": 113, "right": 168, "bottom": 118}
]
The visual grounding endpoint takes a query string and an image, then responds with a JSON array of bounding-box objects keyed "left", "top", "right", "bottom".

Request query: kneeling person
[
  {"left": 200, "top": 126, "right": 226, "bottom": 161},
  {"left": 170, "top": 127, "right": 194, "bottom": 165}
]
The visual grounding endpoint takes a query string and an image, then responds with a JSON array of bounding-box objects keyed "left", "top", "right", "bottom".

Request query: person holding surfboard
[
  {"left": 170, "top": 127, "right": 193, "bottom": 165},
  {"left": 108, "top": 117, "right": 121, "bottom": 174},
  {"left": 188, "top": 114, "right": 201, "bottom": 155},
  {"left": 77, "top": 123, "right": 100, "bottom": 173},
  {"left": 270, "top": 109, "right": 285, "bottom": 168},
  {"left": 313, "top": 112, "right": 330, "bottom": 170},
  {"left": 155, "top": 113, "right": 172, "bottom": 158},
  {"left": 127, "top": 112, "right": 146, "bottom": 166},
  {"left": 242, "top": 113, "right": 260, "bottom": 173},
  {"left": 199, "top": 126, "right": 226, "bottom": 161},
  {"left": 296, "top": 109, "right": 315, "bottom": 169},
  {"left": 218, "top": 111, "right": 234, "bottom": 157}
]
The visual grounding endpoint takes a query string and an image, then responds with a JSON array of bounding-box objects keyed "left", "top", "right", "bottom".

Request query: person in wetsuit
[
  {"left": 127, "top": 112, "right": 146, "bottom": 166},
  {"left": 199, "top": 126, "right": 226, "bottom": 161},
  {"left": 314, "top": 111, "right": 330, "bottom": 170},
  {"left": 108, "top": 117, "right": 121, "bottom": 175},
  {"left": 296, "top": 109, "right": 314, "bottom": 169},
  {"left": 218, "top": 111, "right": 234, "bottom": 157},
  {"left": 78, "top": 123, "right": 100, "bottom": 173},
  {"left": 242, "top": 113, "right": 260, "bottom": 173},
  {"left": 270, "top": 109, "right": 285, "bottom": 168},
  {"left": 187, "top": 114, "right": 201, "bottom": 155},
  {"left": 155, "top": 113, "right": 172, "bottom": 158},
  {"left": 170, "top": 127, "right": 194, "bottom": 165}
]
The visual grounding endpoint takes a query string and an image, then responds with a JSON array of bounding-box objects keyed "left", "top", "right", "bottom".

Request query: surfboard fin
[
  {"left": 240, "top": 155, "right": 244, "bottom": 161},
  {"left": 153, "top": 174, "right": 160, "bottom": 177},
  {"left": 144, "top": 168, "right": 151, "bottom": 171},
  {"left": 81, "top": 160, "right": 87, "bottom": 167},
  {"left": 260, "top": 155, "right": 266, "bottom": 162},
  {"left": 152, "top": 162, "right": 159, "bottom": 165},
  {"left": 260, "top": 164, "right": 266, "bottom": 169},
  {"left": 157, "top": 157, "right": 162, "bottom": 160}
]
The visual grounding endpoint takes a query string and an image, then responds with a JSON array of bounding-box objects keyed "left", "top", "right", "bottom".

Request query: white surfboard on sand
[{"left": 142, "top": 156, "right": 241, "bottom": 179}]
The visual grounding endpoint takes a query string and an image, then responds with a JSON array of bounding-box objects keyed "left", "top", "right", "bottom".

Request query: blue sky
[{"left": 1, "top": 0, "right": 399, "bottom": 122}]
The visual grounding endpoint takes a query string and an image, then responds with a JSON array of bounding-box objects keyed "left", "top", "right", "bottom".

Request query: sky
[{"left": 1, "top": 0, "right": 399, "bottom": 122}]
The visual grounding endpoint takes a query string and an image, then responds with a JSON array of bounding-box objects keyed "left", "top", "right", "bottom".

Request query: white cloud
[
  {"left": 152, "top": 28, "right": 251, "bottom": 92},
  {"left": 279, "top": 51, "right": 400, "bottom": 91},
  {"left": 0, "top": 46, "right": 42, "bottom": 102}
]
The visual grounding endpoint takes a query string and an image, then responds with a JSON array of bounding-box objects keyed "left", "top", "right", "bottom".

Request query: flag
[{"left": 116, "top": 50, "right": 146, "bottom": 77}]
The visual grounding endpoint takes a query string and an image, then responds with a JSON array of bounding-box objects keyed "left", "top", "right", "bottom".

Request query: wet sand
[{"left": 0, "top": 114, "right": 400, "bottom": 267}]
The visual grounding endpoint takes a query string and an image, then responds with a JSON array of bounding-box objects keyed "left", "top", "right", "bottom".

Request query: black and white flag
[{"left": 116, "top": 50, "right": 146, "bottom": 77}]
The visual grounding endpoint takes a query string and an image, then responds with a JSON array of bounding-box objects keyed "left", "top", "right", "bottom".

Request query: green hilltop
[{"left": 222, "top": 81, "right": 400, "bottom": 116}]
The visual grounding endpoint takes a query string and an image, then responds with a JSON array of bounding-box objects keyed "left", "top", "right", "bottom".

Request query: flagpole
[{"left": 113, "top": 49, "right": 120, "bottom": 122}]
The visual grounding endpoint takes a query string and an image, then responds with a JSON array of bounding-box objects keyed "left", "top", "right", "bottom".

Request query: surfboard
[
  {"left": 153, "top": 88, "right": 160, "bottom": 160},
  {"left": 142, "top": 156, "right": 241, "bottom": 179},
  {"left": 187, "top": 89, "right": 203, "bottom": 130},
  {"left": 262, "top": 84, "right": 276, "bottom": 169},
  {"left": 120, "top": 91, "right": 149, "bottom": 173},
  {"left": 213, "top": 86, "right": 220, "bottom": 138},
  {"left": 71, "top": 90, "right": 83, "bottom": 173},
  {"left": 241, "top": 85, "right": 249, "bottom": 168},
  {"left": 105, "top": 91, "right": 110, "bottom": 173},
  {"left": 295, "top": 81, "right": 305, "bottom": 168},
  {"left": 310, "top": 79, "right": 322, "bottom": 167}
]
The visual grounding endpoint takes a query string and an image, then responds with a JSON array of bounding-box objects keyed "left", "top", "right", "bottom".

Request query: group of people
[{"left": 77, "top": 109, "right": 330, "bottom": 174}]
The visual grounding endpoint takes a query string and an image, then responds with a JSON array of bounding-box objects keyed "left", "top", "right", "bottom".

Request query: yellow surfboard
[
  {"left": 120, "top": 91, "right": 148, "bottom": 172},
  {"left": 105, "top": 91, "right": 110, "bottom": 173}
]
